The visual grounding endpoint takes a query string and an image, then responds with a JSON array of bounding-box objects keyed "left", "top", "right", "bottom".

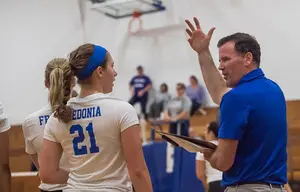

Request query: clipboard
[{"left": 155, "top": 130, "right": 217, "bottom": 153}]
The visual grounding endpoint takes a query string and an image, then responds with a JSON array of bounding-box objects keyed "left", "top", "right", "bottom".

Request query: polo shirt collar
[{"left": 238, "top": 68, "right": 264, "bottom": 85}]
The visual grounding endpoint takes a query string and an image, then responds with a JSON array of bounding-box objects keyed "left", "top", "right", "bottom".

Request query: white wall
[{"left": 0, "top": 0, "right": 299, "bottom": 124}]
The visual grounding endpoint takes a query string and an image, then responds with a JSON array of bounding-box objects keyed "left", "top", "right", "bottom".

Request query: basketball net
[{"left": 127, "top": 9, "right": 143, "bottom": 35}]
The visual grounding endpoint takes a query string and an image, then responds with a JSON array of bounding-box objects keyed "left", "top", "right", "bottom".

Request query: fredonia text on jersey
[{"left": 72, "top": 106, "right": 101, "bottom": 120}]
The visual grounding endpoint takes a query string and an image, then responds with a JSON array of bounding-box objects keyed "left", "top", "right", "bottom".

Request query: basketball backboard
[{"left": 88, "top": 0, "right": 166, "bottom": 19}]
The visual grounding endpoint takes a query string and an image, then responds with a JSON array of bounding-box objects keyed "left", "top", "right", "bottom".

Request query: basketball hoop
[
  {"left": 90, "top": 0, "right": 166, "bottom": 19},
  {"left": 128, "top": 9, "right": 143, "bottom": 35}
]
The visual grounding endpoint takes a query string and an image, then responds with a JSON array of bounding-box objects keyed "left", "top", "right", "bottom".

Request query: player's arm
[
  {"left": 121, "top": 125, "right": 153, "bottom": 192},
  {"left": 30, "top": 154, "right": 39, "bottom": 170},
  {"left": 39, "top": 139, "right": 68, "bottom": 184},
  {"left": 0, "top": 130, "right": 11, "bottom": 192},
  {"left": 207, "top": 92, "right": 247, "bottom": 171},
  {"left": 196, "top": 153, "right": 208, "bottom": 192},
  {"left": 120, "top": 103, "right": 152, "bottom": 192},
  {"left": 22, "top": 118, "right": 40, "bottom": 169},
  {"left": 39, "top": 116, "right": 68, "bottom": 184}
]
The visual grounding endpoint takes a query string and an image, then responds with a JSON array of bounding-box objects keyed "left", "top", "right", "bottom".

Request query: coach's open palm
[{"left": 185, "top": 17, "right": 215, "bottom": 54}]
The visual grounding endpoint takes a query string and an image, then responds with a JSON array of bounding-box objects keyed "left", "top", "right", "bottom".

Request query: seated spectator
[
  {"left": 163, "top": 83, "right": 192, "bottom": 136},
  {"left": 148, "top": 83, "right": 171, "bottom": 120},
  {"left": 196, "top": 121, "right": 224, "bottom": 192},
  {"left": 186, "top": 75, "right": 206, "bottom": 116}
]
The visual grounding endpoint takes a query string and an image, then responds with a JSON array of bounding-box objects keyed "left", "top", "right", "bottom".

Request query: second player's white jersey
[
  {"left": 23, "top": 104, "right": 70, "bottom": 191},
  {"left": 44, "top": 93, "right": 140, "bottom": 191},
  {"left": 0, "top": 103, "right": 10, "bottom": 133}
]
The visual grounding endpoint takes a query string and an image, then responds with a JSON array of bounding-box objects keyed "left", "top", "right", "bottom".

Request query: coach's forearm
[
  {"left": 197, "top": 51, "right": 228, "bottom": 105},
  {"left": 0, "top": 164, "right": 11, "bottom": 192},
  {"left": 209, "top": 152, "right": 230, "bottom": 172}
]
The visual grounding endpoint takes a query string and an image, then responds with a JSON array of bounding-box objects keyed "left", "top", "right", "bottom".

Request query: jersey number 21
[{"left": 70, "top": 122, "right": 100, "bottom": 156}]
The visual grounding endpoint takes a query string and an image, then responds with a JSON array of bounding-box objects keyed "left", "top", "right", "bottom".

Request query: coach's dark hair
[
  {"left": 207, "top": 121, "right": 219, "bottom": 138},
  {"left": 51, "top": 43, "right": 108, "bottom": 124},
  {"left": 217, "top": 32, "right": 261, "bottom": 67}
]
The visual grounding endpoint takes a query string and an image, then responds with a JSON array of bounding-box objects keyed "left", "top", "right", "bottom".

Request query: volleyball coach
[{"left": 185, "top": 17, "right": 287, "bottom": 192}]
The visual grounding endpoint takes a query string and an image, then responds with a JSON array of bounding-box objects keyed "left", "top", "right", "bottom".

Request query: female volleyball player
[
  {"left": 196, "top": 122, "right": 224, "bottom": 192},
  {"left": 39, "top": 43, "right": 153, "bottom": 192},
  {"left": 22, "top": 58, "right": 74, "bottom": 192}
]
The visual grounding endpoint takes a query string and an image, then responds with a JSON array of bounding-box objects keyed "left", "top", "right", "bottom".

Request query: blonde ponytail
[
  {"left": 49, "top": 67, "right": 64, "bottom": 110},
  {"left": 46, "top": 58, "right": 74, "bottom": 124},
  {"left": 53, "top": 64, "right": 73, "bottom": 123}
]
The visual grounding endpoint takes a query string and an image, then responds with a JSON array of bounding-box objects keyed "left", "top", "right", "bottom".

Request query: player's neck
[{"left": 79, "top": 86, "right": 104, "bottom": 98}]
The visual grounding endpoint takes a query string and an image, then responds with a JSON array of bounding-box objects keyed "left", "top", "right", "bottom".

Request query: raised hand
[{"left": 185, "top": 17, "right": 216, "bottom": 54}]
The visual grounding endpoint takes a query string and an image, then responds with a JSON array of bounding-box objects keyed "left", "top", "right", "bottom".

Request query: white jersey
[
  {"left": 22, "top": 104, "right": 70, "bottom": 191},
  {"left": 0, "top": 103, "right": 10, "bottom": 133},
  {"left": 196, "top": 140, "right": 223, "bottom": 184},
  {"left": 44, "top": 93, "right": 139, "bottom": 192}
]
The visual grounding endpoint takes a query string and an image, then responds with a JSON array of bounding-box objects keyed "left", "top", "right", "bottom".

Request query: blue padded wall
[{"left": 143, "top": 141, "right": 205, "bottom": 192}]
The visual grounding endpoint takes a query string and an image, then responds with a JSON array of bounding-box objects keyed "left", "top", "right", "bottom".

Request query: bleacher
[{"left": 9, "top": 101, "right": 300, "bottom": 192}]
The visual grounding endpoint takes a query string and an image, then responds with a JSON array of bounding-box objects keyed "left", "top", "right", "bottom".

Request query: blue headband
[{"left": 76, "top": 45, "right": 107, "bottom": 80}]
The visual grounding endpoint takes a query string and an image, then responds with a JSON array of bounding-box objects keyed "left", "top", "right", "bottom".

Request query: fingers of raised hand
[
  {"left": 193, "top": 17, "right": 201, "bottom": 30},
  {"left": 185, "top": 17, "right": 202, "bottom": 31},
  {"left": 185, "top": 19, "right": 196, "bottom": 32},
  {"left": 207, "top": 27, "right": 216, "bottom": 39},
  {"left": 185, "top": 28, "right": 192, "bottom": 37}
]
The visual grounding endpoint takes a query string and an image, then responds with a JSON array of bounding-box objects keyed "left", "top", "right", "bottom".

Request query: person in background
[
  {"left": 22, "top": 58, "right": 75, "bottom": 192},
  {"left": 129, "top": 66, "right": 152, "bottom": 120},
  {"left": 0, "top": 103, "right": 11, "bottom": 192},
  {"left": 285, "top": 183, "right": 293, "bottom": 192},
  {"left": 148, "top": 83, "right": 171, "bottom": 120},
  {"left": 196, "top": 121, "right": 224, "bottom": 192},
  {"left": 38, "top": 44, "right": 152, "bottom": 192},
  {"left": 186, "top": 75, "right": 206, "bottom": 116},
  {"left": 189, "top": 127, "right": 202, "bottom": 140},
  {"left": 163, "top": 83, "right": 192, "bottom": 136}
]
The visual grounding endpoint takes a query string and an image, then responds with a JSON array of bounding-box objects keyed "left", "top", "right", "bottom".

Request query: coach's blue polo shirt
[{"left": 219, "top": 68, "right": 287, "bottom": 187}]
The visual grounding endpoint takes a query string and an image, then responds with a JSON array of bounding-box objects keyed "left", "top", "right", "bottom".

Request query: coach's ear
[{"left": 244, "top": 52, "right": 253, "bottom": 67}]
